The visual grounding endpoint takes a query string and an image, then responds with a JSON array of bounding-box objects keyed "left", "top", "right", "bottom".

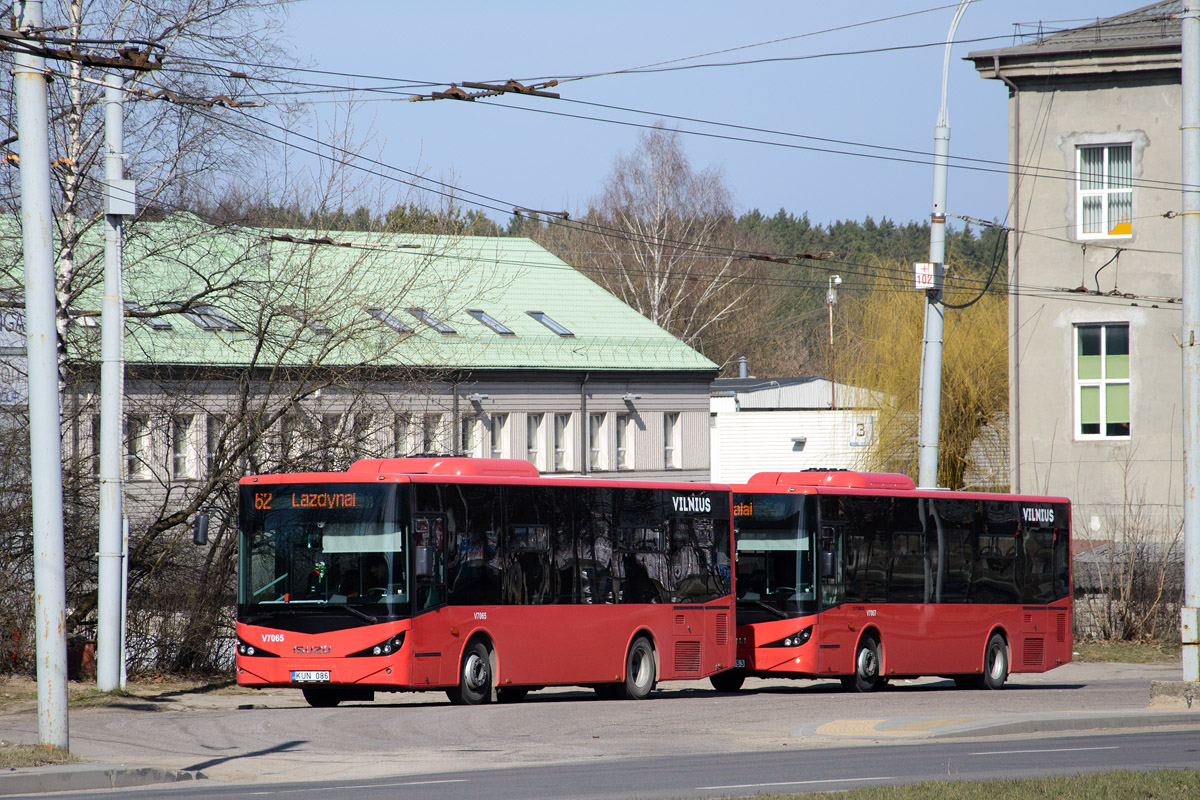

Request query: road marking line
[
  {"left": 246, "top": 779, "right": 469, "bottom": 795},
  {"left": 697, "top": 776, "right": 895, "bottom": 790},
  {"left": 970, "top": 746, "right": 1120, "bottom": 756}
]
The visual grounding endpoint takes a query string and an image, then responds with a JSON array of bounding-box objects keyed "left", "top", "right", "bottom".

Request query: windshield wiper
[
  {"left": 328, "top": 604, "right": 378, "bottom": 625},
  {"left": 737, "top": 598, "right": 789, "bottom": 619}
]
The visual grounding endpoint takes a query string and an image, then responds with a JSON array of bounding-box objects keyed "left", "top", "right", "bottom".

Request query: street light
[{"left": 827, "top": 275, "right": 841, "bottom": 410}]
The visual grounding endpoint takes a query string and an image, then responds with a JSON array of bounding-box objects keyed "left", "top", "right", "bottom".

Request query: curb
[{"left": 0, "top": 764, "right": 204, "bottom": 795}]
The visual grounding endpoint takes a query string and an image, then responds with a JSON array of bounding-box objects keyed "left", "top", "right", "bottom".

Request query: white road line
[
  {"left": 697, "top": 777, "right": 895, "bottom": 790},
  {"left": 970, "top": 746, "right": 1120, "bottom": 756},
  {"left": 246, "top": 779, "right": 469, "bottom": 795}
]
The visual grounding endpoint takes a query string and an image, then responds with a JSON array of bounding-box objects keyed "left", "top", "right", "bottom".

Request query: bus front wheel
[
  {"left": 850, "top": 636, "right": 882, "bottom": 692},
  {"left": 447, "top": 640, "right": 493, "bottom": 705},
  {"left": 709, "top": 670, "right": 746, "bottom": 692}
]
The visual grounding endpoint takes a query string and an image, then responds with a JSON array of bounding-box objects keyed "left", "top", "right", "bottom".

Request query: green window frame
[{"left": 1075, "top": 323, "right": 1130, "bottom": 439}]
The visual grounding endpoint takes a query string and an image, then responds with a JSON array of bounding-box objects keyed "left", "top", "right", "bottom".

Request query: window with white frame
[
  {"left": 422, "top": 413, "right": 441, "bottom": 454},
  {"left": 526, "top": 413, "right": 543, "bottom": 469},
  {"left": 615, "top": 413, "right": 632, "bottom": 469},
  {"left": 125, "top": 414, "right": 149, "bottom": 479},
  {"left": 1075, "top": 323, "right": 1130, "bottom": 439},
  {"left": 1077, "top": 144, "right": 1132, "bottom": 239},
  {"left": 663, "top": 412, "right": 680, "bottom": 469},
  {"left": 206, "top": 414, "right": 225, "bottom": 474},
  {"left": 321, "top": 413, "right": 342, "bottom": 470},
  {"left": 171, "top": 414, "right": 195, "bottom": 479},
  {"left": 460, "top": 415, "right": 477, "bottom": 456},
  {"left": 588, "top": 412, "right": 605, "bottom": 471},
  {"left": 353, "top": 413, "right": 374, "bottom": 455},
  {"left": 553, "top": 413, "right": 571, "bottom": 471},
  {"left": 394, "top": 413, "right": 411, "bottom": 457},
  {"left": 490, "top": 413, "right": 508, "bottom": 459}
]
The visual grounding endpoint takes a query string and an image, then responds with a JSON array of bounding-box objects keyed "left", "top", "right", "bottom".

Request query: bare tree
[{"left": 573, "top": 124, "right": 753, "bottom": 352}]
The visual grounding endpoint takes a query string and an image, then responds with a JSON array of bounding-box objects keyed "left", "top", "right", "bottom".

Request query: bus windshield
[
  {"left": 239, "top": 483, "right": 409, "bottom": 620},
  {"left": 733, "top": 494, "right": 817, "bottom": 621}
]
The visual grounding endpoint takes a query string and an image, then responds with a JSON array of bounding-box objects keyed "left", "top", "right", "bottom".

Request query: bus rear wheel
[
  {"left": 447, "top": 640, "right": 493, "bottom": 705},
  {"left": 981, "top": 634, "right": 1008, "bottom": 690},
  {"left": 617, "top": 635, "right": 656, "bottom": 700},
  {"left": 709, "top": 670, "right": 746, "bottom": 692},
  {"left": 850, "top": 636, "right": 883, "bottom": 692}
]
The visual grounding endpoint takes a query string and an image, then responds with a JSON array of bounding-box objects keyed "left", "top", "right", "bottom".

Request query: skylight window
[
  {"left": 124, "top": 301, "right": 172, "bottom": 331},
  {"left": 280, "top": 304, "right": 332, "bottom": 335},
  {"left": 366, "top": 307, "right": 413, "bottom": 333},
  {"left": 175, "top": 303, "right": 242, "bottom": 332},
  {"left": 527, "top": 310, "right": 573, "bottom": 337},
  {"left": 407, "top": 307, "right": 456, "bottom": 335},
  {"left": 467, "top": 309, "right": 515, "bottom": 336}
]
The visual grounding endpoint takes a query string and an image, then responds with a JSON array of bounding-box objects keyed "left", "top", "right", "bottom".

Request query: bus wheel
[
  {"left": 622, "top": 636, "right": 656, "bottom": 700},
  {"left": 448, "top": 640, "right": 493, "bottom": 705},
  {"left": 709, "top": 670, "right": 746, "bottom": 692},
  {"left": 981, "top": 634, "right": 1009, "bottom": 690},
  {"left": 302, "top": 688, "right": 342, "bottom": 708},
  {"left": 851, "top": 636, "right": 882, "bottom": 692},
  {"left": 497, "top": 687, "right": 529, "bottom": 703}
]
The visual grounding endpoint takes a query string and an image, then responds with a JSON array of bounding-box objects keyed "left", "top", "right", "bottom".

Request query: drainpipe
[
  {"left": 995, "top": 56, "right": 1021, "bottom": 494},
  {"left": 579, "top": 372, "right": 589, "bottom": 474}
]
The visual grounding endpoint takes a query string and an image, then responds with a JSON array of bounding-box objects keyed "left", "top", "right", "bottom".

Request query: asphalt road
[
  {"left": 0, "top": 660, "right": 1195, "bottom": 795},
  {"left": 12, "top": 730, "right": 1200, "bottom": 800}
]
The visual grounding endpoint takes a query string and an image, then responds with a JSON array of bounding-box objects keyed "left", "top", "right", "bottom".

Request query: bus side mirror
[
  {"left": 193, "top": 513, "right": 210, "bottom": 546},
  {"left": 820, "top": 549, "right": 835, "bottom": 576},
  {"left": 415, "top": 546, "right": 435, "bottom": 580}
]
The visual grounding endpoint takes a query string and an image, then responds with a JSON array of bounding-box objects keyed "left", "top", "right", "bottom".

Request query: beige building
[{"left": 968, "top": 2, "right": 1184, "bottom": 539}]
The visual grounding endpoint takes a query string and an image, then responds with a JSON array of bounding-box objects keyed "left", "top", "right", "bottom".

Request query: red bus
[
  {"left": 712, "top": 470, "right": 1071, "bottom": 693},
  {"left": 234, "top": 457, "right": 736, "bottom": 706}
]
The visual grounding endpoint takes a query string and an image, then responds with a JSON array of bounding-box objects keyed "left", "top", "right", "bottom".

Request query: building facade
[{"left": 968, "top": 1, "right": 1183, "bottom": 539}]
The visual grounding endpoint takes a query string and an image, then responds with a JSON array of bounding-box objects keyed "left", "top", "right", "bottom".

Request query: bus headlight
[
  {"left": 349, "top": 632, "right": 406, "bottom": 658},
  {"left": 763, "top": 625, "right": 813, "bottom": 648}
]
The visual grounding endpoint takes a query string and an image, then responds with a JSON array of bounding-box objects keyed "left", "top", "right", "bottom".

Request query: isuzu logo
[{"left": 293, "top": 644, "right": 332, "bottom": 655}]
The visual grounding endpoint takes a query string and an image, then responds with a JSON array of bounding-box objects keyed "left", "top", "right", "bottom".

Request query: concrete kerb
[
  {"left": 793, "top": 709, "right": 1200, "bottom": 741},
  {"left": 0, "top": 764, "right": 204, "bottom": 795}
]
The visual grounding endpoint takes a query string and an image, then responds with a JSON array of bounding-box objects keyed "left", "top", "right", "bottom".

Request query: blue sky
[{"left": 277, "top": 1, "right": 1144, "bottom": 227}]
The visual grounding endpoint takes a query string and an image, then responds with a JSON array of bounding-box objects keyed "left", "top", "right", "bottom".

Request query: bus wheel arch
[
  {"left": 850, "top": 630, "right": 884, "bottom": 693},
  {"left": 447, "top": 635, "right": 495, "bottom": 705}
]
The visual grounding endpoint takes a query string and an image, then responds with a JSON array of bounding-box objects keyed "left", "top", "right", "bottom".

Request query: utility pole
[
  {"left": 97, "top": 72, "right": 134, "bottom": 692},
  {"left": 13, "top": 0, "right": 69, "bottom": 750},
  {"left": 917, "top": 0, "right": 971, "bottom": 489},
  {"left": 1180, "top": 0, "right": 1199, "bottom": 684}
]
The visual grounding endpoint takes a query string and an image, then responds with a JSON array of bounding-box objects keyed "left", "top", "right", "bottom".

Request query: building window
[
  {"left": 553, "top": 413, "right": 571, "bottom": 471},
  {"left": 394, "top": 413, "right": 411, "bottom": 457},
  {"left": 460, "top": 415, "right": 475, "bottom": 456},
  {"left": 206, "top": 414, "right": 225, "bottom": 473},
  {"left": 1075, "top": 323, "right": 1130, "bottom": 439},
  {"left": 408, "top": 307, "right": 456, "bottom": 335},
  {"left": 125, "top": 414, "right": 149, "bottom": 479},
  {"left": 615, "top": 413, "right": 632, "bottom": 470},
  {"left": 526, "top": 413, "right": 543, "bottom": 469},
  {"left": 467, "top": 309, "right": 515, "bottom": 336},
  {"left": 91, "top": 414, "right": 101, "bottom": 477},
  {"left": 353, "top": 413, "right": 374, "bottom": 456},
  {"left": 527, "top": 310, "right": 573, "bottom": 337},
  {"left": 321, "top": 413, "right": 343, "bottom": 470},
  {"left": 422, "top": 413, "right": 441, "bottom": 454},
  {"left": 588, "top": 412, "right": 605, "bottom": 471},
  {"left": 172, "top": 415, "right": 194, "bottom": 479},
  {"left": 489, "top": 413, "right": 507, "bottom": 459},
  {"left": 366, "top": 307, "right": 413, "bottom": 334},
  {"left": 1077, "top": 144, "right": 1132, "bottom": 239},
  {"left": 663, "top": 412, "right": 680, "bottom": 469}
]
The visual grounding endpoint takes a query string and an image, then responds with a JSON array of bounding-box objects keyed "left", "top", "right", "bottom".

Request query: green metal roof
[{"left": 11, "top": 214, "right": 717, "bottom": 373}]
